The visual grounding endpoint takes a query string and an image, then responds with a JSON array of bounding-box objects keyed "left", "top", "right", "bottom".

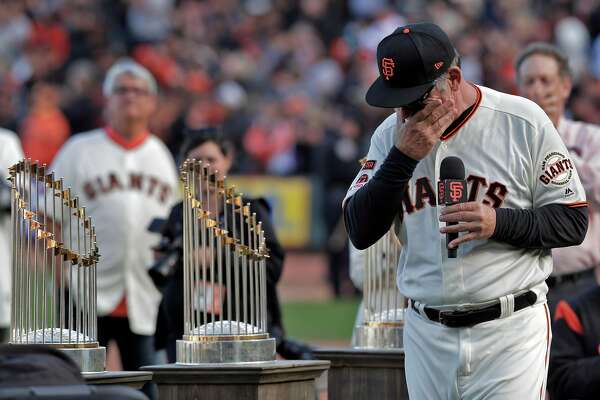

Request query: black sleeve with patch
[
  {"left": 344, "top": 147, "right": 418, "bottom": 250},
  {"left": 492, "top": 204, "right": 588, "bottom": 249}
]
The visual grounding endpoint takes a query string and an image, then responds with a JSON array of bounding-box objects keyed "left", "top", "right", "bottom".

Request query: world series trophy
[
  {"left": 353, "top": 226, "right": 404, "bottom": 349},
  {"left": 176, "top": 159, "right": 275, "bottom": 364},
  {"left": 8, "top": 159, "right": 105, "bottom": 372}
]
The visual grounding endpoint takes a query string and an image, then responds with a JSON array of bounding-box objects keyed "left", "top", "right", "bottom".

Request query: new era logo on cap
[{"left": 365, "top": 22, "right": 455, "bottom": 108}]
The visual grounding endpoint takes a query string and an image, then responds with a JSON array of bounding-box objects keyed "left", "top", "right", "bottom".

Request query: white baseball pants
[{"left": 404, "top": 302, "right": 551, "bottom": 399}]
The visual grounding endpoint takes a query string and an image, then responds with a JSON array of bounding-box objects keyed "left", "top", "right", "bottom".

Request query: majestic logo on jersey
[
  {"left": 539, "top": 152, "right": 573, "bottom": 186},
  {"left": 564, "top": 187, "right": 575, "bottom": 198},
  {"left": 83, "top": 172, "right": 172, "bottom": 204},
  {"left": 434, "top": 61, "right": 444, "bottom": 70},
  {"left": 381, "top": 58, "right": 395, "bottom": 80},
  {"left": 401, "top": 175, "right": 508, "bottom": 215}
]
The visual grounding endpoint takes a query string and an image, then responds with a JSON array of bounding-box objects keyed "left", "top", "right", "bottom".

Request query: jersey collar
[
  {"left": 105, "top": 126, "right": 149, "bottom": 150},
  {"left": 440, "top": 83, "right": 482, "bottom": 141}
]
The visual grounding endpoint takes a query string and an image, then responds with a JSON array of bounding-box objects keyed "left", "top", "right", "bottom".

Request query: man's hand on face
[{"left": 394, "top": 98, "right": 457, "bottom": 160}]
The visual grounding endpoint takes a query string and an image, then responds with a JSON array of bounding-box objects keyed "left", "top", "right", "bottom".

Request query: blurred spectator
[
  {"left": 515, "top": 42, "right": 600, "bottom": 317},
  {"left": 0, "top": 129, "right": 23, "bottom": 343},
  {"left": 20, "top": 81, "right": 70, "bottom": 165},
  {"left": 51, "top": 61, "right": 178, "bottom": 389},
  {"left": 61, "top": 60, "right": 103, "bottom": 134},
  {"left": 319, "top": 107, "right": 366, "bottom": 297},
  {"left": 547, "top": 286, "right": 600, "bottom": 400}
]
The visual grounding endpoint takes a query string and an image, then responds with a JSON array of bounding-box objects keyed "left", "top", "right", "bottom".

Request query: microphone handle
[{"left": 447, "top": 221, "right": 458, "bottom": 258}]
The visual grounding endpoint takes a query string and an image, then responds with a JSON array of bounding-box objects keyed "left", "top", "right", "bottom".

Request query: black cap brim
[{"left": 365, "top": 77, "right": 434, "bottom": 108}]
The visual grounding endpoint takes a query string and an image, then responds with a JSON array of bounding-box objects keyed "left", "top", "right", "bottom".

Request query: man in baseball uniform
[
  {"left": 344, "top": 23, "right": 588, "bottom": 399},
  {"left": 516, "top": 42, "right": 600, "bottom": 316},
  {"left": 0, "top": 129, "right": 23, "bottom": 343},
  {"left": 52, "top": 60, "right": 178, "bottom": 372}
]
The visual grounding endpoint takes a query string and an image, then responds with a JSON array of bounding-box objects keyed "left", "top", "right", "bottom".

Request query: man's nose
[{"left": 529, "top": 80, "right": 548, "bottom": 99}]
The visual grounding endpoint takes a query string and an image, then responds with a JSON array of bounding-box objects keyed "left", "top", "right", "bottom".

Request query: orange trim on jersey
[
  {"left": 110, "top": 296, "right": 128, "bottom": 317},
  {"left": 440, "top": 84, "right": 482, "bottom": 141},
  {"left": 540, "top": 303, "right": 551, "bottom": 400},
  {"left": 566, "top": 201, "right": 589, "bottom": 208},
  {"left": 105, "top": 126, "right": 149, "bottom": 150},
  {"left": 554, "top": 300, "right": 583, "bottom": 335}
]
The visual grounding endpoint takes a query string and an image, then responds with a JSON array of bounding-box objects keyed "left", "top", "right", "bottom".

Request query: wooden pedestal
[
  {"left": 142, "top": 360, "right": 330, "bottom": 400},
  {"left": 83, "top": 371, "right": 153, "bottom": 390},
  {"left": 314, "top": 348, "right": 408, "bottom": 400}
]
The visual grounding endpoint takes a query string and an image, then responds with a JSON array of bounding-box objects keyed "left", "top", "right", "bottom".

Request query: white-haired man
[{"left": 52, "top": 60, "right": 178, "bottom": 371}]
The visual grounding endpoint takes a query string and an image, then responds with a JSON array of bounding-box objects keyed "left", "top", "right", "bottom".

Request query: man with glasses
[
  {"left": 515, "top": 43, "right": 600, "bottom": 316},
  {"left": 52, "top": 60, "right": 178, "bottom": 376},
  {"left": 344, "top": 22, "right": 588, "bottom": 398}
]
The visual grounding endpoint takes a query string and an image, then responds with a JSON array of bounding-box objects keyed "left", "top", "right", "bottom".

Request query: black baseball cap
[{"left": 366, "top": 22, "right": 455, "bottom": 108}]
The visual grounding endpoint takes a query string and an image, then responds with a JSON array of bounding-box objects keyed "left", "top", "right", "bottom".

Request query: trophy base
[
  {"left": 176, "top": 337, "right": 276, "bottom": 364},
  {"left": 61, "top": 345, "right": 106, "bottom": 372},
  {"left": 353, "top": 323, "right": 404, "bottom": 349}
]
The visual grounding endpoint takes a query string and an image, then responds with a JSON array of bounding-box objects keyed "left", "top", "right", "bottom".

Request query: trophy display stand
[
  {"left": 8, "top": 159, "right": 152, "bottom": 389},
  {"left": 143, "top": 159, "right": 329, "bottom": 399},
  {"left": 315, "top": 228, "right": 408, "bottom": 400}
]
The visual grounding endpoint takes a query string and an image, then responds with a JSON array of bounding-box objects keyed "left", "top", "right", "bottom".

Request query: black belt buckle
[{"left": 438, "top": 309, "right": 474, "bottom": 327}]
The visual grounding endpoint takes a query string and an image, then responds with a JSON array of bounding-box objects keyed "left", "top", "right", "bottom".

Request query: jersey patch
[
  {"left": 354, "top": 173, "right": 369, "bottom": 189},
  {"left": 362, "top": 160, "right": 376, "bottom": 170},
  {"left": 539, "top": 151, "right": 574, "bottom": 186}
]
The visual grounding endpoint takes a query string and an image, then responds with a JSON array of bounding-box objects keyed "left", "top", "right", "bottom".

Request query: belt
[
  {"left": 410, "top": 291, "right": 538, "bottom": 328},
  {"left": 546, "top": 268, "right": 595, "bottom": 289}
]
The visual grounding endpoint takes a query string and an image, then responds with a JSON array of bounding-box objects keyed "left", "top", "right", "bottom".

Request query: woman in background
[{"left": 152, "top": 126, "right": 313, "bottom": 361}]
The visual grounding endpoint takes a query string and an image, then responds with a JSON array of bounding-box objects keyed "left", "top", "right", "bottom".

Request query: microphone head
[{"left": 440, "top": 156, "right": 465, "bottom": 180}]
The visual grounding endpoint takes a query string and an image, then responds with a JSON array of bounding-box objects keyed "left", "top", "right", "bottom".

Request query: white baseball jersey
[
  {"left": 0, "top": 129, "right": 24, "bottom": 328},
  {"left": 51, "top": 128, "right": 178, "bottom": 335},
  {"left": 551, "top": 117, "right": 600, "bottom": 276},
  {"left": 345, "top": 85, "right": 587, "bottom": 308}
]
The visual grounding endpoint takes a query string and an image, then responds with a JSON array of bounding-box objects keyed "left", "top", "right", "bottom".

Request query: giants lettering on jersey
[
  {"left": 83, "top": 172, "right": 172, "bottom": 204},
  {"left": 539, "top": 151, "right": 574, "bottom": 186},
  {"left": 402, "top": 174, "right": 508, "bottom": 215}
]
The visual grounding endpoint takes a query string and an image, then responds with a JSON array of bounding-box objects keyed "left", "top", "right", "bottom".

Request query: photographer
[
  {"left": 151, "top": 127, "right": 313, "bottom": 362},
  {"left": 0, "top": 129, "right": 23, "bottom": 343}
]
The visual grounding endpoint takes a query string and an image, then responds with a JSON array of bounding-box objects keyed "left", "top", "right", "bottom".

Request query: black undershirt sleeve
[
  {"left": 345, "top": 147, "right": 588, "bottom": 250},
  {"left": 492, "top": 204, "right": 588, "bottom": 249},
  {"left": 344, "top": 146, "right": 418, "bottom": 250}
]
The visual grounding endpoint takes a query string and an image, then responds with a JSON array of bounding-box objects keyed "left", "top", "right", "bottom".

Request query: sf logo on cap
[{"left": 381, "top": 57, "right": 395, "bottom": 80}]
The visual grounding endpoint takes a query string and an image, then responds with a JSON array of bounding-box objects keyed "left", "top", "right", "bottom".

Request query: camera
[
  {"left": 149, "top": 234, "right": 182, "bottom": 289},
  {"left": 147, "top": 216, "right": 183, "bottom": 289}
]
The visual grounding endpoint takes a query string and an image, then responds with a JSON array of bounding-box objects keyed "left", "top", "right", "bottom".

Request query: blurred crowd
[
  {"left": 3, "top": 0, "right": 600, "bottom": 299},
  {"left": 1, "top": 0, "right": 600, "bottom": 172}
]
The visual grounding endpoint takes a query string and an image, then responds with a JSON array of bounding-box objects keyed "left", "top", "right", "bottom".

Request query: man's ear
[{"left": 447, "top": 67, "right": 462, "bottom": 91}]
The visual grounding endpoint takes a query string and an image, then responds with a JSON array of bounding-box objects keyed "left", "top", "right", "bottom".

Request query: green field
[{"left": 281, "top": 298, "right": 360, "bottom": 342}]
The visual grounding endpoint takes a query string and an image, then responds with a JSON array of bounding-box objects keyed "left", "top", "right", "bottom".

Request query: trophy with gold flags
[
  {"left": 8, "top": 159, "right": 104, "bottom": 372},
  {"left": 176, "top": 159, "right": 274, "bottom": 364},
  {"left": 353, "top": 226, "right": 404, "bottom": 349}
]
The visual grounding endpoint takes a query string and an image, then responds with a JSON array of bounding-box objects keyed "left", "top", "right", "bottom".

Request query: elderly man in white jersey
[
  {"left": 52, "top": 60, "right": 178, "bottom": 373},
  {"left": 0, "top": 129, "right": 23, "bottom": 343},
  {"left": 344, "top": 22, "right": 588, "bottom": 399},
  {"left": 516, "top": 42, "right": 600, "bottom": 316}
]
